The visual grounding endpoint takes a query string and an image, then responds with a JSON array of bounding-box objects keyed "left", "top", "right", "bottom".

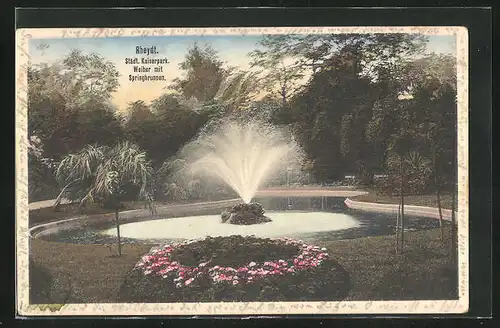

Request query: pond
[{"left": 38, "top": 197, "right": 443, "bottom": 245}]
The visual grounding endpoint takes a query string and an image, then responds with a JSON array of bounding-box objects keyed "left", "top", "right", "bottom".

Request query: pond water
[{"left": 39, "top": 197, "right": 442, "bottom": 245}]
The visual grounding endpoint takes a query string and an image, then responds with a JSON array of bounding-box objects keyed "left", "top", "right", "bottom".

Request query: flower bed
[{"left": 118, "top": 235, "right": 350, "bottom": 302}]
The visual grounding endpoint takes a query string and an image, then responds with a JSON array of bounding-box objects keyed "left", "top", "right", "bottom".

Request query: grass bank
[{"left": 30, "top": 226, "right": 457, "bottom": 303}]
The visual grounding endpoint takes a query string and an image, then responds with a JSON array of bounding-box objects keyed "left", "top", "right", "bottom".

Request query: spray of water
[{"left": 180, "top": 119, "right": 302, "bottom": 203}]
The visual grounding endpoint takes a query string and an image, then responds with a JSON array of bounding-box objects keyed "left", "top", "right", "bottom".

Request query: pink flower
[
  {"left": 232, "top": 280, "right": 239, "bottom": 285},
  {"left": 248, "top": 262, "right": 256, "bottom": 267},
  {"left": 237, "top": 267, "right": 248, "bottom": 273},
  {"left": 185, "top": 278, "right": 194, "bottom": 286}
]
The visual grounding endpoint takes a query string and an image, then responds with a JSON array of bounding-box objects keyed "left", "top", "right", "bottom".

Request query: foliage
[
  {"left": 28, "top": 35, "right": 458, "bottom": 200},
  {"left": 164, "top": 182, "right": 187, "bottom": 202},
  {"left": 54, "top": 142, "right": 154, "bottom": 208},
  {"left": 124, "top": 95, "right": 209, "bottom": 169},
  {"left": 28, "top": 51, "right": 123, "bottom": 161},
  {"left": 386, "top": 151, "right": 434, "bottom": 195},
  {"left": 170, "top": 44, "right": 260, "bottom": 113},
  {"left": 28, "top": 136, "right": 59, "bottom": 201},
  {"left": 170, "top": 44, "right": 228, "bottom": 103}
]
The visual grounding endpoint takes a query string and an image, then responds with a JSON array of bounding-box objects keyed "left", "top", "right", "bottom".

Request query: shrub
[{"left": 385, "top": 151, "right": 434, "bottom": 195}]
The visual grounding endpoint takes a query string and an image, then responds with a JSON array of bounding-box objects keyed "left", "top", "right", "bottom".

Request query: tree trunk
[
  {"left": 400, "top": 155, "right": 405, "bottom": 254},
  {"left": 433, "top": 146, "right": 445, "bottom": 243},
  {"left": 115, "top": 208, "right": 122, "bottom": 257},
  {"left": 395, "top": 202, "right": 400, "bottom": 254}
]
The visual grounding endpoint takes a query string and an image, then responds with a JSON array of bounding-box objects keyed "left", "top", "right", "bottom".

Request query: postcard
[{"left": 16, "top": 26, "right": 469, "bottom": 316}]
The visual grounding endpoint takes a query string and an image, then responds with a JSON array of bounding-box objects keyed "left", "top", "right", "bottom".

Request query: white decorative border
[{"left": 15, "top": 26, "right": 469, "bottom": 316}]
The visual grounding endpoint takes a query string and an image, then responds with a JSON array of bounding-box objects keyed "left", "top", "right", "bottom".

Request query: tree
[
  {"left": 250, "top": 38, "right": 305, "bottom": 107},
  {"left": 54, "top": 142, "right": 154, "bottom": 256},
  {"left": 60, "top": 50, "right": 120, "bottom": 103},
  {"left": 250, "top": 34, "right": 427, "bottom": 81},
  {"left": 284, "top": 52, "right": 376, "bottom": 181},
  {"left": 126, "top": 100, "right": 154, "bottom": 123},
  {"left": 28, "top": 50, "right": 123, "bottom": 161},
  {"left": 266, "top": 33, "right": 430, "bottom": 184},
  {"left": 170, "top": 44, "right": 228, "bottom": 103},
  {"left": 402, "top": 53, "right": 457, "bottom": 242},
  {"left": 212, "top": 70, "right": 260, "bottom": 111}
]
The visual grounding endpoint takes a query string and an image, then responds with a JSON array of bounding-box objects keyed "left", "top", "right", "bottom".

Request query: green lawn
[{"left": 30, "top": 226, "right": 457, "bottom": 303}]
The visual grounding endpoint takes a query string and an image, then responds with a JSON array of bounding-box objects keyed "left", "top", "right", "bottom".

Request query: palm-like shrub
[{"left": 54, "top": 141, "right": 155, "bottom": 256}]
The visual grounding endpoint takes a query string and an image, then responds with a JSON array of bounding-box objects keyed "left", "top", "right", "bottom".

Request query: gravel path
[
  {"left": 28, "top": 188, "right": 367, "bottom": 211},
  {"left": 28, "top": 199, "right": 69, "bottom": 210}
]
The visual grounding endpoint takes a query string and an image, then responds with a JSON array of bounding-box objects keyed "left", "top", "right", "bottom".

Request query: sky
[{"left": 29, "top": 34, "right": 456, "bottom": 111}]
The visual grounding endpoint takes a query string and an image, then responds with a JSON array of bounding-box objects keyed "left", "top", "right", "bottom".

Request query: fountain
[
  {"left": 179, "top": 119, "right": 302, "bottom": 225},
  {"left": 221, "top": 202, "right": 272, "bottom": 225}
]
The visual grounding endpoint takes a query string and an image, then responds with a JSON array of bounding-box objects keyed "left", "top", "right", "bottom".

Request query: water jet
[{"left": 180, "top": 119, "right": 302, "bottom": 205}]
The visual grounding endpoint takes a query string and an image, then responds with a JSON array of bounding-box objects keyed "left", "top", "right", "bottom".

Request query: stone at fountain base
[{"left": 221, "top": 202, "right": 272, "bottom": 225}]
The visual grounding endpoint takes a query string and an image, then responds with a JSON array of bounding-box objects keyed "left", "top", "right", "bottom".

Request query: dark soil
[{"left": 170, "top": 235, "right": 299, "bottom": 267}]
